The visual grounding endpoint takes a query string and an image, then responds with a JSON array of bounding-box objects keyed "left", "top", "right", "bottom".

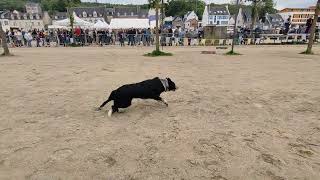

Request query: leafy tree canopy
[{"left": 165, "top": 0, "right": 205, "bottom": 19}]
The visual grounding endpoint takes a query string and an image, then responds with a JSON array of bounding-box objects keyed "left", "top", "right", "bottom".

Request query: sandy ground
[{"left": 0, "top": 45, "right": 320, "bottom": 180}]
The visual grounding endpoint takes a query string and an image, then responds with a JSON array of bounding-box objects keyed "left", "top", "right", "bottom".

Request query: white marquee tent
[
  {"left": 53, "top": 12, "right": 94, "bottom": 28},
  {"left": 93, "top": 20, "right": 110, "bottom": 30},
  {"left": 110, "top": 18, "right": 150, "bottom": 29}
]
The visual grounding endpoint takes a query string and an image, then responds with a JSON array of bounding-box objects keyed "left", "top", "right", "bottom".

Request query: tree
[
  {"left": 145, "top": 0, "right": 172, "bottom": 56},
  {"left": 305, "top": 0, "right": 320, "bottom": 54},
  {"left": 245, "top": 0, "right": 275, "bottom": 43},
  {"left": 149, "top": 0, "right": 161, "bottom": 52},
  {"left": 0, "top": 22, "right": 11, "bottom": 56},
  {"left": 165, "top": 0, "right": 205, "bottom": 19},
  {"left": 0, "top": 0, "right": 25, "bottom": 11},
  {"left": 226, "top": 0, "right": 242, "bottom": 55},
  {"left": 258, "top": 0, "right": 276, "bottom": 18}
]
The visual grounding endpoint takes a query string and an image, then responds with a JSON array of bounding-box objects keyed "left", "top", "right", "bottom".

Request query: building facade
[
  {"left": 184, "top": 18, "right": 198, "bottom": 30},
  {"left": 184, "top": 11, "right": 198, "bottom": 21},
  {"left": 278, "top": 7, "right": 319, "bottom": 26},
  {"left": 0, "top": 18, "right": 10, "bottom": 31},
  {"left": 202, "top": 5, "right": 230, "bottom": 26},
  {"left": 0, "top": 10, "right": 44, "bottom": 30}
]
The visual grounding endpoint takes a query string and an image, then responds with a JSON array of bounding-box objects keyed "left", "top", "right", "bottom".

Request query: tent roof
[
  {"left": 53, "top": 12, "right": 94, "bottom": 28},
  {"left": 110, "top": 18, "right": 150, "bottom": 29},
  {"left": 93, "top": 20, "right": 110, "bottom": 29}
]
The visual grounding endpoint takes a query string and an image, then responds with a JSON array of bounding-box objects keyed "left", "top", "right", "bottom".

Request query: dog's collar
[{"left": 160, "top": 79, "right": 169, "bottom": 92}]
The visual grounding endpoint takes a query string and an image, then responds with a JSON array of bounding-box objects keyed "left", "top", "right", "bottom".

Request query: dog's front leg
[{"left": 154, "top": 97, "right": 168, "bottom": 106}]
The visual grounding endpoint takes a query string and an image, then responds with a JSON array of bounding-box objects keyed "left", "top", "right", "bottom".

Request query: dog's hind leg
[{"left": 108, "top": 105, "right": 119, "bottom": 117}]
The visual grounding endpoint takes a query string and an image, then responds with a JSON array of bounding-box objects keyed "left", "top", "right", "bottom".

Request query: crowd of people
[
  {"left": 3, "top": 26, "right": 204, "bottom": 48},
  {"left": 2, "top": 17, "right": 318, "bottom": 48}
]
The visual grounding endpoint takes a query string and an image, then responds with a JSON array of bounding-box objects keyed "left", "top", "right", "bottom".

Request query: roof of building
[
  {"left": 173, "top": 16, "right": 183, "bottom": 22},
  {"left": 51, "top": 12, "right": 68, "bottom": 20},
  {"left": 70, "top": 7, "right": 110, "bottom": 17},
  {"left": 208, "top": 6, "right": 229, "bottom": 16},
  {"left": 113, "top": 6, "right": 148, "bottom": 18},
  {"left": 0, "top": 11, "right": 42, "bottom": 20}
]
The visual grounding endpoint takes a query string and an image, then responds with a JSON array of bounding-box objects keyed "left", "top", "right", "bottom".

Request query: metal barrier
[{"left": 2, "top": 32, "right": 319, "bottom": 47}]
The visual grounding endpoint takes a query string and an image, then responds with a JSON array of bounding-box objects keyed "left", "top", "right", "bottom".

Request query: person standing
[
  {"left": 305, "top": 17, "right": 313, "bottom": 34},
  {"left": 24, "top": 31, "right": 33, "bottom": 47},
  {"left": 284, "top": 15, "right": 291, "bottom": 35}
]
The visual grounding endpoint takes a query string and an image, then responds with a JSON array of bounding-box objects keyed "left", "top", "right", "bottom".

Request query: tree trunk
[
  {"left": 306, "top": 0, "right": 320, "bottom": 54},
  {"left": 0, "top": 21, "right": 10, "bottom": 56},
  {"left": 155, "top": 5, "right": 160, "bottom": 52},
  {"left": 250, "top": 1, "right": 258, "bottom": 44},
  {"left": 231, "top": 0, "right": 240, "bottom": 52}
]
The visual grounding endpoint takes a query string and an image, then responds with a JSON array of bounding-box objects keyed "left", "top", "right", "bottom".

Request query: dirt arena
[{"left": 0, "top": 45, "right": 320, "bottom": 180}]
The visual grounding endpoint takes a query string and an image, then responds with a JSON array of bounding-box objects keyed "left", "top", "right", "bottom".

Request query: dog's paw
[
  {"left": 94, "top": 107, "right": 102, "bottom": 111},
  {"left": 108, "top": 110, "right": 113, "bottom": 117},
  {"left": 163, "top": 99, "right": 169, "bottom": 107}
]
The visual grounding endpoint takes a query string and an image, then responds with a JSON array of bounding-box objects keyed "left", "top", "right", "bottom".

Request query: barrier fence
[{"left": 1, "top": 32, "right": 320, "bottom": 48}]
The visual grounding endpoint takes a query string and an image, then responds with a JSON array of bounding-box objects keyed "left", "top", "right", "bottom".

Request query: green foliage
[
  {"left": 165, "top": 0, "right": 205, "bottom": 19},
  {"left": 246, "top": 0, "right": 277, "bottom": 19},
  {"left": 69, "top": 11, "right": 74, "bottom": 28},
  {"left": 144, "top": 50, "right": 173, "bottom": 57},
  {"left": 0, "top": 0, "right": 26, "bottom": 11}
]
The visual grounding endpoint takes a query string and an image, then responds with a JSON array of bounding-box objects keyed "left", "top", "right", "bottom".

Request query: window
[
  {"left": 124, "top": 12, "right": 127, "bottom": 16},
  {"left": 117, "top": 12, "right": 120, "bottom": 16},
  {"left": 55, "top": 16, "right": 58, "bottom": 19},
  {"left": 131, "top": 12, "right": 134, "bottom": 16},
  {"left": 83, "top": 11, "right": 87, "bottom": 18},
  {"left": 93, "top": 11, "right": 97, "bottom": 17}
]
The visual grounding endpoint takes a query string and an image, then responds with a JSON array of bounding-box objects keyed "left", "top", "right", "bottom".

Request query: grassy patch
[
  {"left": 0, "top": 53, "right": 13, "bottom": 57},
  {"left": 67, "top": 43, "right": 82, "bottom": 47},
  {"left": 225, "top": 50, "right": 242, "bottom": 56},
  {"left": 144, "top": 50, "right": 173, "bottom": 57},
  {"left": 300, "top": 50, "right": 314, "bottom": 55}
]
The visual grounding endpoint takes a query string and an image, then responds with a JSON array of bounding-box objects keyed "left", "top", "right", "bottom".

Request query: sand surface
[{"left": 0, "top": 45, "right": 320, "bottom": 180}]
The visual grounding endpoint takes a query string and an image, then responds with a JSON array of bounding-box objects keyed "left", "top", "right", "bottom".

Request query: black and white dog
[{"left": 96, "top": 77, "right": 177, "bottom": 117}]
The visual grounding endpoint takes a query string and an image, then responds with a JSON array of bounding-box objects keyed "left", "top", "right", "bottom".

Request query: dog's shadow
[{"left": 96, "top": 100, "right": 168, "bottom": 118}]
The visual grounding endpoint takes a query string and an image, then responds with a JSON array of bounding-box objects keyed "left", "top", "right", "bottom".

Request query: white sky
[{"left": 81, "top": 0, "right": 317, "bottom": 10}]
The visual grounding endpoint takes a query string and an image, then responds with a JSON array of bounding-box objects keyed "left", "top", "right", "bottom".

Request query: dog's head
[{"left": 166, "top": 78, "right": 177, "bottom": 91}]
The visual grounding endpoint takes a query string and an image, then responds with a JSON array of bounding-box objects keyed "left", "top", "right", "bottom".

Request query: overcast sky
[{"left": 81, "top": 0, "right": 317, "bottom": 10}]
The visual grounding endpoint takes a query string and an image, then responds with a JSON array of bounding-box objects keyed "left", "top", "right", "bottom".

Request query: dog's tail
[{"left": 99, "top": 91, "right": 115, "bottom": 109}]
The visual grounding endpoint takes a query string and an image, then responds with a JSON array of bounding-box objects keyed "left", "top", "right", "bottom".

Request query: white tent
[
  {"left": 93, "top": 20, "right": 110, "bottom": 30},
  {"left": 53, "top": 12, "right": 94, "bottom": 28},
  {"left": 48, "top": 25, "right": 69, "bottom": 29},
  {"left": 110, "top": 18, "right": 150, "bottom": 29}
]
